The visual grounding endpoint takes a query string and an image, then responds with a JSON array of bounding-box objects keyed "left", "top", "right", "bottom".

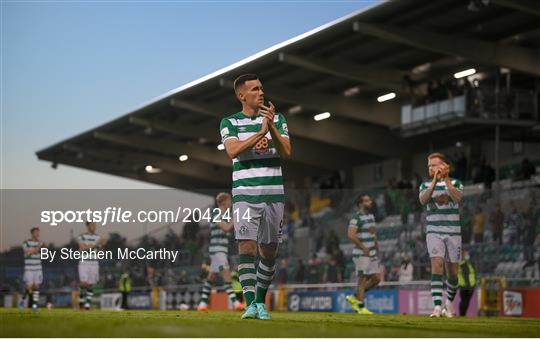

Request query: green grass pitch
[{"left": 1, "top": 308, "right": 538, "bottom": 337}]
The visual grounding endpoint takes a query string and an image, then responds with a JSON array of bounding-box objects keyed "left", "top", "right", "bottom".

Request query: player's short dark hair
[
  {"left": 85, "top": 221, "right": 94, "bottom": 226},
  {"left": 428, "top": 152, "right": 449, "bottom": 165},
  {"left": 30, "top": 227, "right": 39, "bottom": 234},
  {"left": 233, "top": 74, "right": 259, "bottom": 92}
]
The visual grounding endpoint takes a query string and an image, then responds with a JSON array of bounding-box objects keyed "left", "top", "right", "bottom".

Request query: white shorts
[
  {"left": 23, "top": 270, "right": 43, "bottom": 286},
  {"left": 353, "top": 256, "right": 380, "bottom": 276},
  {"left": 426, "top": 233, "right": 461, "bottom": 263},
  {"left": 79, "top": 263, "right": 100, "bottom": 285},
  {"left": 233, "top": 201, "right": 284, "bottom": 244},
  {"left": 210, "top": 252, "right": 230, "bottom": 273}
]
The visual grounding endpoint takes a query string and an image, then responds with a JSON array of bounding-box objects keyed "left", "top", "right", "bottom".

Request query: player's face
[
  {"left": 87, "top": 222, "right": 96, "bottom": 233},
  {"left": 238, "top": 79, "right": 264, "bottom": 109},
  {"left": 31, "top": 229, "right": 40, "bottom": 240},
  {"left": 428, "top": 157, "right": 444, "bottom": 178},
  {"left": 361, "top": 196, "right": 372, "bottom": 209}
]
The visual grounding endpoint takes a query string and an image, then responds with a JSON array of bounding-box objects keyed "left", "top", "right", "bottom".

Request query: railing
[
  {"left": 401, "top": 95, "right": 466, "bottom": 125},
  {"left": 401, "top": 89, "right": 537, "bottom": 128}
]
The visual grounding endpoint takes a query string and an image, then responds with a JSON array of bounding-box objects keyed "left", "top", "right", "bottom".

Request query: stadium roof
[{"left": 37, "top": 0, "right": 540, "bottom": 191}]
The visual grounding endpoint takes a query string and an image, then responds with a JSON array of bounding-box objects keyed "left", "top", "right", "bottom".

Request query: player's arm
[
  {"left": 78, "top": 236, "right": 91, "bottom": 250},
  {"left": 419, "top": 168, "right": 440, "bottom": 205},
  {"left": 260, "top": 103, "right": 291, "bottom": 159},
  {"left": 221, "top": 118, "right": 268, "bottom": 159},
  {"left": 22, "top": 242, "right": 39, "bottom": 255},
  {"left": 79, "top": 242, "right": 90, "bottom": 250},
  {"left": 369, "top": 226, "right": 379, "bottom": 255},
  {"left": 347, "top": 225, "right": 369, "bottom": 256},
  {"left": 443, "top": 168, "right": 463, "bottom": 203}
]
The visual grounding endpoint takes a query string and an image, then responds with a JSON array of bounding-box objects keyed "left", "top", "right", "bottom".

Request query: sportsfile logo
[{"left": 40, "top": 207, "right": 252, "bottom": 226}]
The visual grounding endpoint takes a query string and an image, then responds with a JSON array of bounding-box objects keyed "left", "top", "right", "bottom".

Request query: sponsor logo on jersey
[{"left": 254, "top": 137, "right": 270, "bottom": 155}]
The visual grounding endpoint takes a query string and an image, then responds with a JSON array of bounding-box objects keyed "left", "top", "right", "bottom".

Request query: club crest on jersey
[{"left": 254, "top": 137, "right": 270, "bottom": 155}]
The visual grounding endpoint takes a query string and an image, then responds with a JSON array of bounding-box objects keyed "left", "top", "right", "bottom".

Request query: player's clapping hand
[
  {"left": 259, "top": 117, "right": 269, "bottom": 135},
  {"left": 440, "top": 163, "right": 450, "bottom": 179},
  {"left": 259, "top": 101, "right": 275, "bottom": 122},
  {"left": 432, "top": 168, "right": 441, "bottom": 183}
]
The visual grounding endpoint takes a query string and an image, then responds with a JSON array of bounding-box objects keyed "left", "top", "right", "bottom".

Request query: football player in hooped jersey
[
  {"left": 419, "top": 153, "right": 463, "bottom": 318},
  {"left": 220, "top": 74, "right": 291, "bottom": 320},
  {"left": 197, "top": 192, "right": 244, "bottom": 312},
  {"left": 346, "top": 194, "right": 381, "bottom": 314},
  {"left": 78, "top": 221, "right": 106, "bottom": 310},
  {"left": 19, "top": 227, "right": 44, "bottom": 311}
]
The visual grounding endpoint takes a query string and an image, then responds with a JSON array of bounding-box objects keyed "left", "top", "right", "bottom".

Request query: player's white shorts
[
  {"left": 233, "top": 201, "right": 284, "bottom": 244},
  {"left": 210, "top": 252, "right": 230, "bottom": 273},
  {"left": 23, "top": 270, "right": 43, "bottom": 286},
  {"left": 78, "top": 263, "right": 100, "bottom": 285},
  {"left": 353, "top": 256, "right": 380, "bottom": 276},
  {"left": 426, "top": 233, "right": 461, "bottom": 263}
]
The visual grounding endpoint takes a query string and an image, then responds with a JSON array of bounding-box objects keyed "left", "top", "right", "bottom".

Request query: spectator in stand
[
  {"left": 473, "top": 206, "right": 485, "bottom": 244},
  {"left": 456, "top": 153, "right": 468, "bottom": 181},
  {"left": 384, "top": 179, "right": 397, "bottom": 215},
  {"left": 387, "top": 266, "right": 399, "bottom": 282},
  {"left": 324, "top": 257, "right": 341, "bottom": 283},
  {"left": 506, "top": 203, "right": 523, "bottom": 244},
  {"left": 523, "top": 199, "right": 538, "bottom": 267},
  {"left": 461, "top": 205, "right": 473, "bottom": 244},
  {"left": 306, "top": 255, "right": 321, "bottom": 284},
  {"left": 489, "top": 204, "right": 505, "bottom": 245},
  {"left": 534, "top": 234, "right": 540, "bottom": 275},
  {"left": 520, "top": 158, "right": 536, "bottom": 180},
  {"left": 294, "top": 259, "right": 305, "bottom": 283},
  {"left": 399, "top": 254, "right": 413, "bottom": 282},
  {"left": 472, "top": 158, "right": 484, "bottom": 184},
  {"left": 333, "top": 248, "right": 346, "bottom": 283},
  {"left": 325, "top": 230, "right": 340, "bottom": 255},
  {"left": 315, "top": 229, "right": 325, "bottom": 252},
  {"left": 483, "top": 163, "right": 495, "bottom": 190},
  {"left": 178, "top": 270, "right": 190, "bottom": 285}
]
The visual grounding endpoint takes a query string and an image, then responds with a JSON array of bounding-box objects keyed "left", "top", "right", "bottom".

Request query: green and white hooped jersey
[
  {"left": 220, "top": 111, "right": 289, "bottom": 204},
  {"left": 22, "top": 239, "right": 42, "bottom": 271},
  {"left": 209, "top": 213, "right": 229, "bottom": 255},
  {"left": 348, "top": 211, "right": 377, "bottom": 258},
  {"left": 419, "top": 178, "right": 463, "bottom": 236},
  {"left": 77, "top": 232, "right": 101, "bottom": 264}
]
